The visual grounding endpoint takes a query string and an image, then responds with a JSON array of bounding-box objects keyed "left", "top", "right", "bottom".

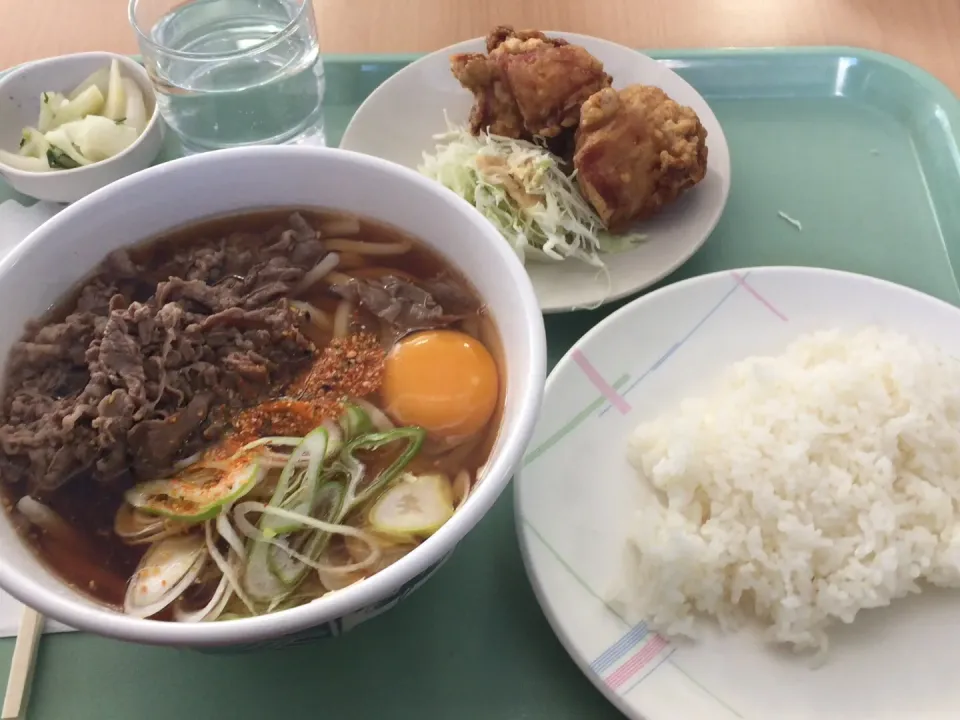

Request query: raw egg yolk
[{"left": 382, "top": 330, "right": 498, "bottom": 438}]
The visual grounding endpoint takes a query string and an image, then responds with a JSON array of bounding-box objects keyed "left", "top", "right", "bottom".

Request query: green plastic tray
[{"left": 1, "top": 47, "right": 959, "bottom": 720}]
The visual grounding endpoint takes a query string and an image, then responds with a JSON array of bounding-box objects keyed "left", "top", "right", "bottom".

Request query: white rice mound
[{"left": 624, "top": 327, "right": 960, "bottom": 653}]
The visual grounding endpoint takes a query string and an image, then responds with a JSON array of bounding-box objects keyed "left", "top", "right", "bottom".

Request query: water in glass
[{"left": 140, "top": 0, "right": 325, "bottom": 152}]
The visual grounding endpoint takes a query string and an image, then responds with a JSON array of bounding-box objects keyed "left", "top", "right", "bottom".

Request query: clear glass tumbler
[{"left": 129, "top": 0, "right": 326, "bottom": 153}]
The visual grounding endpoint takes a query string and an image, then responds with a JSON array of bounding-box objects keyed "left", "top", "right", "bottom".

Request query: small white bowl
[{"left": 0, "top": 52, "right": 164, "bottom": 203}]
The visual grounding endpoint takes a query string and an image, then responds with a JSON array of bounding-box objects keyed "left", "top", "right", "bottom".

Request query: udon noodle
[{"left": 0, "top": 209, "right": 502, "bottom": 622}]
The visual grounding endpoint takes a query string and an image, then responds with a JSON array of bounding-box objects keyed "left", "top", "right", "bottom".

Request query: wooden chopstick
[{"left": 2, "top": 607, "right": 43, "bottom": 720}]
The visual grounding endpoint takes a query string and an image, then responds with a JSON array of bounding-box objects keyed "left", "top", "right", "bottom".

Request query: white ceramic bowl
[
  {"left": 0, "top": 52, "right": 164, "bottom": 203},
  {"left": 0, "top": 146, "right": 546, "bottom": 648}
]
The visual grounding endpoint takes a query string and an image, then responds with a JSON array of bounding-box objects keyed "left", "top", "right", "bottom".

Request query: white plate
[
  {"left": 340, "top": 33, "right": 731, "bottom": 313},
  {"left": 515, "top": 267, "right": 960, "bottom": 719}
]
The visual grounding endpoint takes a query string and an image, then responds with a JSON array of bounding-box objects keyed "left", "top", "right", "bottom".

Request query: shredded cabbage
[{"left": 419, "top": 123, "right": 645, "bottom": 268}]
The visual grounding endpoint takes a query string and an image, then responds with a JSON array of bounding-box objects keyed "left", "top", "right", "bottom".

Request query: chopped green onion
[
  {"left": 174, "top": 523, "right": 238, "bottom": 623},
  {"left": 241, "top": 408, "right": 378, "bottom": 600},
  {"left": 337, "top": 427, "right": 427, "bottom": 513},
  {"left": 338, "top": 402, "right": 373, "bottom": 437},
  {"left": 231, "top": 436, "right": 302, "bottom": 457},
  {"left": 262, "top": 423, "right": 342, "bottom": 537},
  {"left": 203, "top": 517, "right": 255, "bottom": 616},
  {"left": 125, "top": 460, "right": 263, "bottom": 522},
  {"left": 123, "top": 534, "right": 207, "bottom": 618},
  {"left": 267, "top": 482, "right": 344, "bottom": 586},
  {"left": 242, "top": 536, "right": 289, "bottom": 602},
  {"left": 369, "top": 473, "right": 455, "bottom": 537},
  {"left": 236, "top": 500, "right": 381, "bottom": 601},
  {"left": 350, "top": 398, "right": 395, "bottom": 431}
]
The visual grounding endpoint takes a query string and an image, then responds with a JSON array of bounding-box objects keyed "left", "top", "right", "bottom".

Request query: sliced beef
[
  {"left": 331, "top": 274, "right": 476, "bottom": 342},
  {"left": 0, "top": 213, "right": 327, "bottom": 495},
  {"left": 127, "top": 393, "right": 213, "bottom": 479}
]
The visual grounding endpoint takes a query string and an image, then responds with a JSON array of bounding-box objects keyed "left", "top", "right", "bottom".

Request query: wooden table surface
[{"left": 1, "top": 0, "right": 959, "bottom": 93}]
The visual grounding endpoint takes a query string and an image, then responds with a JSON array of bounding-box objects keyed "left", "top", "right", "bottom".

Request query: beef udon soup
[{"left": 0, "top": 210, "right": 502, "bottom": 622}]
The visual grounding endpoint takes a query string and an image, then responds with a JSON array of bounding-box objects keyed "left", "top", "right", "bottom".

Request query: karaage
[
  {"left": 451, "top": 26, "right": 611, "bottom": 140},
  {"left": 574, "top": 85, "right": 708, "bottom": 231}
]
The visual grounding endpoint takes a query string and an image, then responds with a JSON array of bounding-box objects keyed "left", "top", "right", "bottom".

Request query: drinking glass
[{"left": 129, "top": 0, "right": 326, "bottom": 153}]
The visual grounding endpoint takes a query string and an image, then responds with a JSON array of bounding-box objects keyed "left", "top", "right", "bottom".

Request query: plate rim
[
  {"left": 340, "top": 31, "right": 732, "bottom": 315},
  {"left": 514, "top": 264, "right": 960, "bottom": 720}
]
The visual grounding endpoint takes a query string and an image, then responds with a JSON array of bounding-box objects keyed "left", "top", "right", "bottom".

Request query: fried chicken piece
[
  {"left": 450, "top": 51, "right": 525, "bottom": 139},
  {"left": 450, "top": 26, "right": 612, "bottom": 140},
  {"left": 574, "top": 85, "right": 708, "bottom": 232},
  {"left": 485, "top": 25, "right": 549, "bottom": 53}
]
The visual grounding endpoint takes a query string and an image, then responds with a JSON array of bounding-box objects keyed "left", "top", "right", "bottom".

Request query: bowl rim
[
  {"left": 128, "top": 0, "right": 311, "bottom": 61},
  {"left": 0, "top": 51, "right": 162, "bottom": 178},
  {"left": 0, "top": 145, "right": 547, "bottom": 646}
]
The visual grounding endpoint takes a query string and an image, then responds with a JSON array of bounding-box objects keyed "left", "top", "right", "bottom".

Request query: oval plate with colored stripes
[{"left": 515, "top": 267, "right": 960, "bottom": 719}]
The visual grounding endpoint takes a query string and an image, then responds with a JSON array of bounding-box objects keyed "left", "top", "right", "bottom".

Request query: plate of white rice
[{"left": 515, "top": 267, "right": 960, "bottom": 720}]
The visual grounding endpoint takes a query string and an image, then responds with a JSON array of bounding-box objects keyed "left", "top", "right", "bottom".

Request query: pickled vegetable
[{"left": 0, "top": 60, "right": 148, "bottom": 173}]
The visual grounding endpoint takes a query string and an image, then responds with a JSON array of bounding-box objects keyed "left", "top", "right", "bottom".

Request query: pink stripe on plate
[
  {"left": 606, "top": 634, "right": 669, "bottom": 689},
  {"left": 572, "top": 349, "right": 631, "bottom": 414},
  {"left": 731, "top": 271, "right": 788, "bottom": 321}
]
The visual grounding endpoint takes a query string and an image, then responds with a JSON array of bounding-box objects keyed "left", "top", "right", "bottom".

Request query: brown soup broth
[{"left": 0, "top": 208, "right": 505, "bottom": 610}]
